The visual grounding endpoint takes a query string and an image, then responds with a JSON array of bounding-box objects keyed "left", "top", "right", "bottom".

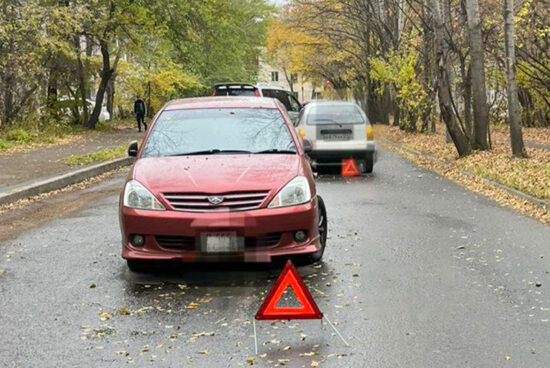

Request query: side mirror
[
  {"left": 302, "top": 139, "right": 312, "bottom": 154},
  {"left": 128, "top": 140, "right": 138, "bottom": 157}
]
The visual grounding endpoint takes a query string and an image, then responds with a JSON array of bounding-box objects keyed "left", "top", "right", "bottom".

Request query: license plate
[
  {"left": 323, "top": 133, "right": 351, "bottom": 141},
  {"left": 202, "top": 232, "right": 241, "bottom": 253}
]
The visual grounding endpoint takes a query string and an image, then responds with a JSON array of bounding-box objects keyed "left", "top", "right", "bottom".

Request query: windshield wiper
[
  {"left": 168, "top": 149, "right": 253, "bottom": 156},
  {"left": 254, "top": 149, "right": 297, "bottom": 154}
]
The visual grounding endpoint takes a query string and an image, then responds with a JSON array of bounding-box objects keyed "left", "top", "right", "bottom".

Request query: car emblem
[{"left": 207, "top": 196, "right": 224, "bottom": 205}]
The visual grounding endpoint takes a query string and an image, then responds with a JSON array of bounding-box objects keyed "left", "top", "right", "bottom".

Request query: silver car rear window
[{"left": 307, "top": 105, "right": 365, "bottom": 125}]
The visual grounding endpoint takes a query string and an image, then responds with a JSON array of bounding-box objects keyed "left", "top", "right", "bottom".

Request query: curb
[
  {"left": 380, "top": 138, "right": 550, "bottom": 210},
  {"left": 0, "top": 157, "right": 133, "bottom": 206}
]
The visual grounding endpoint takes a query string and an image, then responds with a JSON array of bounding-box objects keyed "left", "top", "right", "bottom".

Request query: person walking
[{"left": 133, "top": 95, "right": 147, "bottom": 132}]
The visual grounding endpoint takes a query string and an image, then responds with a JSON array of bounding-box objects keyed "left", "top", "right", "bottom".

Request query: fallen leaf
[
  {"left": 98, "top": 311, "right": 111, "bottom": 321},
  {"left": 119, "top": 308, "right": 131, "bottom": 316},
  {"left": 246, "top": 357, "right": 255, "bottom": 365},
  {"left": 300, "top": 352, "right": 319, "bottom": 357}
]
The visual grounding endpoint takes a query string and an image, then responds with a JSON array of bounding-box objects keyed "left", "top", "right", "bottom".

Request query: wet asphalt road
[{"left": 1, "top": 148, "right": 550, "bottom": 368}]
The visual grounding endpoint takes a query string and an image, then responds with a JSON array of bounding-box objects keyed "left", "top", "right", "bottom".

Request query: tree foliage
[
  {"left": 0, "top": 0, "right": 272, "bottom": 129},
  {"left": 278, "top": 0, "right": 548, "bottom": 157}
]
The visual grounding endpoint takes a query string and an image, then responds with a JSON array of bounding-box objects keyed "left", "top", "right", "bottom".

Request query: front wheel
[
  {"left": 127, "top": 260, "right": 149, "bottom": 273},
  {"left": 301, "top": 196, "right": 328, "bottom": 265}
]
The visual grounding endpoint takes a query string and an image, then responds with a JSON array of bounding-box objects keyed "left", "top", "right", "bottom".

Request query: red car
[{"left": 119, "top": 97, "right": 327, "bottom": 271}]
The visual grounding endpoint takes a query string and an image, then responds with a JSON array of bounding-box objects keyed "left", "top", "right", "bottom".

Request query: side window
[
  {"left": 287, "top": 93, "right": 301, "bottom": 112},
  {"left": 273, "top": 90, "right": 292, "bottom": 111},
  {"left": 262, "top": 89, "right": 277, "bottom": 99}
]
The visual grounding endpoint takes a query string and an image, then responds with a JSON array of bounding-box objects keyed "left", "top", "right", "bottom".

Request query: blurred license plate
[
  {"left": 203, "top": 233, "right": 241, "bottom": 253},
  {"left": 323, "top": 133, "right": 351, "bottom": 141}
]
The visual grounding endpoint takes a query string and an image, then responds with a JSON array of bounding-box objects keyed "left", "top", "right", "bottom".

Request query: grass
[
  {"left": 63, "top": 144, "right": 128, "bottom": 166},
  {"left": 0, "top": 119, "right": 132, "bottom": 153}
]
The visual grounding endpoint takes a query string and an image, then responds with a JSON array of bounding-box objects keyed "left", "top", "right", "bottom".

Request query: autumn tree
[{"left": 503, "top": 0, "right": 527, "bottom": 157}]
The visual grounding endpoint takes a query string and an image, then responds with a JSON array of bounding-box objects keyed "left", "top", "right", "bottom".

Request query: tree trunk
[
  {"left": 106, "top": 74, "right": 115, "bottom": 120},
  {"left": 459, "top": 60, "right": 473, "bottom": 139},
  {"left": 420, "top": 5, "right": 435, "bottom": 133},
  {"left": 146, "top": 80, "right": 152, "bottom": 118},
  {"left": 86, "top": 40, "right": 114, "bottom": 129},
  {"left": 46, "top": 70, "right": 58, "bottom": 120},
  {"left": 503, "top": 0, "right": 527, "bottom": 157},
  {"left": 465, "top": 0, "right": 490, "bottom": 150},
  {"left": 431, "top": 0, "right": 472, "bottom": 156}
]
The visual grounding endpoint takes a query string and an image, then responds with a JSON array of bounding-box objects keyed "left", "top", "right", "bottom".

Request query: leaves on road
[{"left": 97, "top": 311, "right": 112, "bottom": 321}]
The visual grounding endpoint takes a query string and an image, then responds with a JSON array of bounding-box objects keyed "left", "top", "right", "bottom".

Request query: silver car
[{"left": 295, "top": 101, "right": 376, "bottom": 173}]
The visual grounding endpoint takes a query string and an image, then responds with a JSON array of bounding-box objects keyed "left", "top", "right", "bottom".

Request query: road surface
[{"left": 1, "top": 148, "right": 549, "bottom": 367}]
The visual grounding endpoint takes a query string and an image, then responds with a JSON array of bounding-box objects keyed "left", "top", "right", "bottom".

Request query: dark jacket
[{"left": 134, "top": 99, "right": 146, "bottom": 115}]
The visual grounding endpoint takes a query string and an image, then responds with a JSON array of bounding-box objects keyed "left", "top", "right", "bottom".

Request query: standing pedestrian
[{"left": 133, "top": 95, "right": 147, "bottom": 132}]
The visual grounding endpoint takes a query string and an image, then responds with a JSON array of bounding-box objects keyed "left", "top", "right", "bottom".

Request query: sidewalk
[{"left": 0, "top": 125, "right": 142, "bottom": 200}]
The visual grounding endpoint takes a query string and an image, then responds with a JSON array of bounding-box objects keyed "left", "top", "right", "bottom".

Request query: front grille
[
  {"left": 156, "top": 235, "right": 195, "bottom": 250},
  {"left": 162, "top": 191, "right": 269, "bottom": 212},
  {"left": 245, "top": 233, "right": 282, "bottom": 248},
  {"left": 155, "top": 233, "right": 282, "bottom": 250}
]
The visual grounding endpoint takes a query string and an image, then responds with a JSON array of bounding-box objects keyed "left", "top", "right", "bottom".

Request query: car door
[
  {"left": 262, "top": 89, "right": 302, "bottom": 124},
  {"left": 285, "top": 92, "right": 302, "bottom": 125}
]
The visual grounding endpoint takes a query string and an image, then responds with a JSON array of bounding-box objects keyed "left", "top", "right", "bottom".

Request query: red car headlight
[
  {"left": 123, "top": 180, "right": 165, "bottom": 210},
  {"left": 268, "top": 176, "right": 312, "bottom": 208}
]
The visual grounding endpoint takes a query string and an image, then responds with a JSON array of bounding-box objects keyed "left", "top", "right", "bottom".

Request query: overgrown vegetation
[
  {"left": 0, "top": 119, "right": 123, "bottom": 153},
  {"left": 63, "top": 144, "right": 128, "bottom": 166},
  {"left": 0, "top": 0, "right": 272, "bottom": 131},
  {"left": 268, "top": 0, "right": 549, "bottom": 158}
]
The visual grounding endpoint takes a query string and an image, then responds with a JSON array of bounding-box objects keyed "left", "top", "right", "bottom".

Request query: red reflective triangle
[
  {"left": 256, "top": 260, "right": 322, "bottom": 320},
  {"left": 341, "top": 158, "right": 360, "bottom": 176}
]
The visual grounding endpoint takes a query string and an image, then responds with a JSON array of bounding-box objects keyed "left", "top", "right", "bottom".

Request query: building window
[{"left": 271, "top": 71, "right": 279, "bottom": 82}]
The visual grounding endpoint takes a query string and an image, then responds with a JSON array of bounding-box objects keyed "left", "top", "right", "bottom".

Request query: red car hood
[{"left": 133, "top": 154, "right": 301, "bottom": 194}]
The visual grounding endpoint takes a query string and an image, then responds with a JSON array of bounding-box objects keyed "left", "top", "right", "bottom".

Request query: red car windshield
[{"left": 142, "top": 108, "right": 297, "bottom": 157}]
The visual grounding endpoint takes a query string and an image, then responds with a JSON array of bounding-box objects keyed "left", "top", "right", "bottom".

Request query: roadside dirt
[{"left": 0, "top": 170, "right": 126, "bottom": 243}]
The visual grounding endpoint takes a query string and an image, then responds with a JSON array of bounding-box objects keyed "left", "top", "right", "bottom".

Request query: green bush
[
  {"left": 5, "top": 128, "right": 32, "bottom": 143},
  {"left": 0, "top": 138, "right": 11, "bottom": 150}
]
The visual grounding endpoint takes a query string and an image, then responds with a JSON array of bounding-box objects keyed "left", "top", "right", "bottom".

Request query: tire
[
  {"left": 364, "top": 152, "right": 374, "bottom": 173},
  {"left": 127, "top": 260, "right": 149, "bottom": 273},
  {"left": 301, "top": 195, "right": 328, "bottom": 265}
]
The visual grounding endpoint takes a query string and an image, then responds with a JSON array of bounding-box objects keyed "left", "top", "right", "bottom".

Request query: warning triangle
[
  {"left": 256, "top": 260, "right": 322, "bottom": 320},
  {"left": 341, "top": 158, "right": 360, "bottom": 176}
]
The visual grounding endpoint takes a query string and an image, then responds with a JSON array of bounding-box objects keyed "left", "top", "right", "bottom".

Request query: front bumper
[{"left": 119, "top": 198, "right": 321, "bottom": 263}]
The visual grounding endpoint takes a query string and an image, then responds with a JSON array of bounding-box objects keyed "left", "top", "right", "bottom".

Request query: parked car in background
[
  {"left": 58, "top": 97, "right": 110, "bottom": 122},
  {"left": 212, "top": 83, "right": 302, "bottom": 123},
  {"left": 120, "top": 96, "right": 327, "bottom": 271},
  {"left": 295, "top": 101, "right": 376, "bottom": 173}
]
